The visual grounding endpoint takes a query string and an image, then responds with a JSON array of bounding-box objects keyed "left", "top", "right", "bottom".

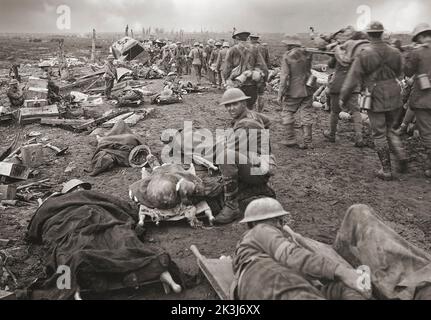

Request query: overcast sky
[{"left": 0, "top": 0, "right": 428, "bottom": 34}]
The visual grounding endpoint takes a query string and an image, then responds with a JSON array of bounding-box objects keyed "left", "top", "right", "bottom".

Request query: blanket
[{"left": 25, "top": 190, "right": 181, "bottom": 300}]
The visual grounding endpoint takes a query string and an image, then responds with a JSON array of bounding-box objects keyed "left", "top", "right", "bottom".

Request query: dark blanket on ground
[
  {"left": 26, "top": 190, "right": 180, "bottom": 300},
  {"left": 91, "top": 120, "right": 145, "bottom": 176}
]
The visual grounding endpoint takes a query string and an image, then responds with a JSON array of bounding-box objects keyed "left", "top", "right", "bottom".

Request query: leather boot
[
  {"left": 215, "top": 173, "right": 240, "bottom": 225},
  {"left": 323, "top": 112, "right": 338, "bottom": 143},
  {"left": 283, "top": 123, "right": 297, "bottom": 147},
  {"left": 388, "top": 131, "right": 408, "bottom": 174},
  {"left": 301, "top": 125, "right": 314, "bottom": 149},
  {"left": 352, "top": 111, "right": 365, "bottom": 148},
  {"left": 376, "top": 147, "right": 393, "bottom": 181}
]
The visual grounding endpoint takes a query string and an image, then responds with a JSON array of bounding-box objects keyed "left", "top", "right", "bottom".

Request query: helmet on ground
[
  {"left": 365, "top": 21, "right": 385, "bottom": 33},
  {"left": 62, "top": 179, "right": 92, "bottom": 194},
  {"left": 412, "top": 23, "right": 431, "bottom": 42},
  {"left": 240, "top": 198, "right": 290, "bottom": 223},
  {"left": 219, "top": 88, "right": 250, "bottom": 105}
]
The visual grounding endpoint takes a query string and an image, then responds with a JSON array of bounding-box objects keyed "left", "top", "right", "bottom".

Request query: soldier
[
  {"left": 216, "top": 42, "right": 230, "bottom": 88},
  {"left": 174, "top": 42, "right": 186, "bottom": 76},
  {"left": 249, "top": 34, "right": 269, "bottom": 112},
  {"left": 231, "top": 198, "right": 369, "bottom": 300},
  {"left": 208, "top": 41, "right": 222, "bottom": 88},
  {"left": 340, "top": 21, "right": 408, "bottom": 180},
  {"left": 223, "top": 31, "right": 268, "bottom": 110},
  {"left": 103, "top": 55, "right": 117, "bottom": 99},
  {"left": 323, "top": 27, "right": 365, "bottom": 147},
  {"left": 404, "top": 23, "right": 431, "bottom": 178},
  {"left": 215, "top": 88, "right": 276, "bottom": 225},
  {"left": 277, "top": 36, "right": 315, "bottom": 149},
  {"left": 183, "top": 44, "right": 192, "bottom": 75},
  {"left": 205, "top": 39, "right": 216, "bottom": 84},
  {"left": 7, "top": 79, "right": 24, "bottom": 108},
  {"left": 188, "top": 42, "right": 204, "bottom": 85}
]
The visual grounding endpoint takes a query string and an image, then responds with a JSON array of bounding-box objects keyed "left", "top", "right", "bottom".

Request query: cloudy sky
[{"left": 0, "top": 0, "right": 428, "bottom": 34}]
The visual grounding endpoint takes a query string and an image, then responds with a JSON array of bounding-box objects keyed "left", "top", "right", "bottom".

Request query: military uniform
[
  {"left": 222, "top": 43, "right": 268, "bottom": 109},
  {"left": 325, "top": 47, "right": 364, "bottom": 146},
  {"left": 404, "top": 43, "right": 431, "bottom": 176},
  {"left": 103, "top": 61, "right": 117, "bottom": 99},
  {"left": 278, "top": 46, "right": 315, "bottom": 148},
  {"left": 7, "top": 86, "right": 24, "bottom": 108},
  {"left": 232, "top": 223, "right": 363, "bottom": 300},
  {"left": 340, "top": 36, "right": 407, "bottom": 178},
  {"left": 216, "top": 46, "right": 229, "bottom": 86},
  {"left": 209, "top": 46, "right": 221, "bottom": 86},
  {"left": 188, "top": 46, "right": 204, "bottom": 84}
]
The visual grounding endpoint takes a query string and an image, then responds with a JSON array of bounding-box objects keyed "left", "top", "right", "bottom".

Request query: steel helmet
[
  {"left": 365, "top": 21, "right": 385, "bottom": 33},
  {"left": 62, "top": 179, "right": 91, "bottom": 194},
  {"left": 412, "top": 23, "right": 431, "bottom": 42},
  {"left": 232, "top": 31, "right": 250, "bottom": 41},
  {"left": 219, "top": 88, "right": 250, "bottom": 105},
  {"left": 193, "top": 42, "right": 199, "bottom": 47},
  {"left": 249, "top": 34, "right": 260, "bottom": 40},
  {"left": 222, "top": 42, "right": 230, "bottom": 48},
  {"left": 207, "top": 39, "right": 216, "bottom": 45},
  {"left": 215, "top": 42, "right": 222, "bottom": 47},
  {"left": 240, "top": 198, "right": 290, "bottom": 223}
]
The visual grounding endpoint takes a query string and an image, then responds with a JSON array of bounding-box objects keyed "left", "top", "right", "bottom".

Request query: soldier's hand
[{"left": 335, "top": 265, "right": 372, "bottom": 299}]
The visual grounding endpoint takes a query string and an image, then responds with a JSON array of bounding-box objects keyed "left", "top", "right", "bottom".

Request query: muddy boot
[
  {"left": 388, "top": 131, "right": 408, "bottom": 174},
  {"left": 283, "top": 123, "right": 297, "bottom": 147},
  {"left": 215, "top": 174, "right": 240, "bottom": 225},
  {"left": 352, "top": 112, "right": 365, "bottom": 148},
  {"left": 301, "top": 125, "right": 314, "bottom": 149},
  {"left": 376, "top": 147, "right": 393, "bottom": 181},
  {"left": 323, "top": 112, "right": 338, "bottom": 143}
]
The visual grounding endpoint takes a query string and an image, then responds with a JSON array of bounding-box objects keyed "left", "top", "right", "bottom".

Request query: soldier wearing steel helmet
[
  {"left": 231, "top": 198, "right": 369, "bottom": 300},
  {"left": 277, "top": 35, "right": 315, "bottom": 149},
  {"left": 404, "top": 23, "right": 431, "bottom": 178},
  {"left": 188, "top": 42, "right": 204, "bottom": 85},
  {"left": 216, "top": 42, "right": 230, "bottom": 88},
  {"left": 215, "top": 88, "right": 276, "bottom": 225},
  {"left": 340, "top": 21, "right": 408, "bottom": 181},
  {"left": 208, "top": 41, "right": 222, "bottom": 88}
]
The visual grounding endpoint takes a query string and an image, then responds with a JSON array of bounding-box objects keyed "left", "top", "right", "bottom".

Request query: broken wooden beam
[
  {"left": 40, "top": 118, "right": 89, "bottom": 127},
  {"left": 74, "top": 109, "right": 131, "bottom": 132}
]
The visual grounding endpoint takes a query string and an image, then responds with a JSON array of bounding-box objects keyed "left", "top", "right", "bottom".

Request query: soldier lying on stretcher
[{"left": 232, "top": 199, "right": 431, "bottom": 300}]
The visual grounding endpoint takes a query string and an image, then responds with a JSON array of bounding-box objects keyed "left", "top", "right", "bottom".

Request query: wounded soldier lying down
[
  {"left": 232, "top": 199, "right": 431, "bottom": 300},
  {"left": 23, "top": 179, "right": 183, "bottom": 300}
]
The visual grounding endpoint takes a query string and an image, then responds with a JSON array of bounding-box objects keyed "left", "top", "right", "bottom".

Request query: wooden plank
[
  {"left": 0, "top": 290, "right": 16, "bottom": 300},
  {"left": 40, "top": 118, "right": 89, "bottom": 126},
  {"left": 102, "top": 112, "right": 135, "bottom": 128},
  {"left": 19, "top": 105, "right": 59, "bottom": 124},
  {"left": 0, "top": 162, "right": 30, "bottom": 180},
  {"left": 190, "top": 245, "right": 234, "bottom": 300},
  {"left": 0, "top": 185, "right": 17, "bottom": 200},
  {"left": 24, "top": 99, "right": 48, "bottom": 108},
  {"left": 74, "top": 109, "right": 131, "bottom": 132}
]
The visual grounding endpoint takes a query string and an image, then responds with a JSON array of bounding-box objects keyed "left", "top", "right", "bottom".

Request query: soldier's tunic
[
  {"left": 340, "top": 38, "right": 403, "bottom": 150},
  {"left": 218, "top": 110, "right": 274, "bottom": 188},
  {"left": 223, "top": 43, "right": 268, "bottom": 109},
  {"left": 231, "top": 223, "right": 363, "bottom": 300},
  {"left": 278, "top": 47, "right": 315, "bottom": 126},
  {"left": 7, "top": 87, "right": 24, "bottom": 108},
  {"left": 209, "top": 47, "right": 221, "bottom": 86},
  {"left": 188, "top": 47, "right": 204, "bottom": 84},
  {"left": 404, "top": 43, "right": 431, "bottom": 155},
  {"left": 103, "top": 62, "right": 117, "bottom": 98},
  {"left": 216, "top": 47, "right": 229, "bottom": 84}
]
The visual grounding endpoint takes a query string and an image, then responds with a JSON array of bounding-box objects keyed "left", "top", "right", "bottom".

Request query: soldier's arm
[
  {"left": 254, "top": 48, "right": 269, "bottom": 81},
  {"left": 340, "top": 56, "right": 364, "bottom": 103},
  {"left": 278, "top": 55, "right": 290, "bottom": 100},
  {"left": 403, "top": 50, "right": 418, "bottom": 78},
  {"left": 253, "top": 225, "right": 340, "bottom": 280}
]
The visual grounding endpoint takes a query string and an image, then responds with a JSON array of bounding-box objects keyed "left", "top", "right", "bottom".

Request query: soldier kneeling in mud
[{"left": 215, "top": 88, "right": 277, "bottom": 225}]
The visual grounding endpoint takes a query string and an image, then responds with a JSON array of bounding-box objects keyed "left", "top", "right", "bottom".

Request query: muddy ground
[{"left": 1, "top": 38, "right": 431, "bottom": 300}]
